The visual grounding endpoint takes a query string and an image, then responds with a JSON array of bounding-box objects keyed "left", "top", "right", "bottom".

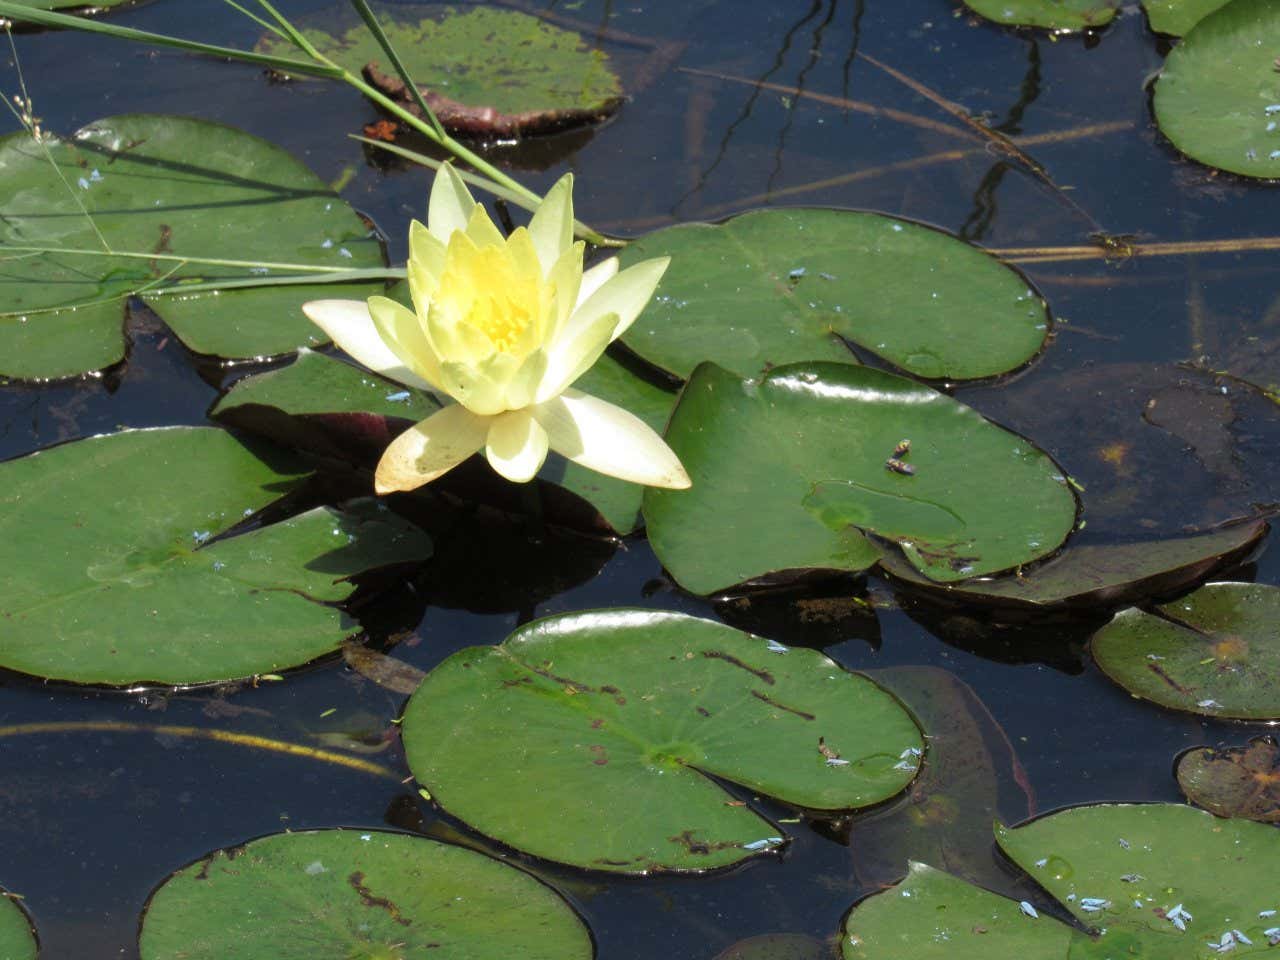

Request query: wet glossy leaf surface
[
  {"left": 844, "top": 804, "right": 1280, "bottom": 958},
  {"left": 1176, "top": 736, "right": 1280, "bottom": 822},
  {"left": 961, "top": 0, "right": 1119, "bottom": 30},
  {"left": 0, "top": 427, "right": 430, "bottom": 685},
  {"left": 1153, "top": 0, "right": 1280, "bottom": 178},
  {"left": 0, "top": 889, "right": 36, "bottom": 960},
  {"left": 1091, "top": 582, "right": 1280, "bottom": 719},
  {"left": 1142, "top": 0, "right": 1231, "bottom": 35},
  {"left": 879, "top": 520, "right": 1266, "bottom": 614},
  {"left": 401, "top": 609, "right": 923, "bottom": 873},
  {"left": 138, "top": 829, "right": 592, "bottom": 960},
  {"left": 0, "top": 115, "right": 383, "bottom": 379},
  {"left": 644, "top": 362, "right": 1077, "bottom": 595},
  {"left": 258, "top": 5, "right": 622, "bottom": 131},
  {"left": 619, "top": 209, "right": 1049, "bottom": 382}
]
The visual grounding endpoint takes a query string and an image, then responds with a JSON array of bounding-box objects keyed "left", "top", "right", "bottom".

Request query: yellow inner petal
[{"left": 435, "top": 227, "right": 549, "bottom": 357}]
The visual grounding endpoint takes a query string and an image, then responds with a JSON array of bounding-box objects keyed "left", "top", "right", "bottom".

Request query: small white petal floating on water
[
  {"left": 825, "top": 758, "right": 850, "bottom": 767},
  {"left": 384, "top": 391, "right": 411, "bottom": 403},
  {"left": 1079, "top": 898, "right": 1110, "bottom": 913},
  {"left": 765, "top": 638, "right": 788, "bottom": 654},
  {"left": 1020, "top": 901, "right": 1039, "bottom": 919},
  {"left": 742, "top": 837, "right": 784, "bottom": 851}
]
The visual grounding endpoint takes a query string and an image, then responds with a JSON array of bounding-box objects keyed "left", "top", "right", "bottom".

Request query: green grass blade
[{"left": 347, "top": 0, "right": 447, "bottom": 140}]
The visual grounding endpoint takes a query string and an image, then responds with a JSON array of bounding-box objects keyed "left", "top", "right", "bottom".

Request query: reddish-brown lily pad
[{"left": 1176, "top": 736, "right": 1280, "bottom": 822}]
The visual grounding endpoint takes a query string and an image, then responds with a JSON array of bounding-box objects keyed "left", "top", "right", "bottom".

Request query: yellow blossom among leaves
[{"left": 303, "top": 165, "right": 689, "bottom": 493}]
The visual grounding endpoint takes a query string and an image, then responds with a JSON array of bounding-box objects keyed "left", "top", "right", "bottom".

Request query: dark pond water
[{"left": 2, "top": 0, "right": 1279, "bottom": 956}]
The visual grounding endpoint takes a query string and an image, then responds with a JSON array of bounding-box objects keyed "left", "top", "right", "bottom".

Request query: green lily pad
[
  {"left": 1177, "top": 736, "right": 1280, "bottom": 823},
  {"left": 878, "top": 519, "right": 1266, "bottom": 614},
  {"left": 213, "top": 344, "right": 675, "bottom": 535},
  {"left": 961, "top": 0, "right": 1119, "bottom": 30},
  {"left": 1091, "top": 582, "right": 1280, "bottom": 720},
  {"left": 1142, "top": 0, "right": 1231, "bottom": 35},
  {"left": 401, "top": 609, "right": 923, "bottom": 874},
  {"left": 0, "top": 889, "right": 36, "bottom": 960},
  {"left": 844, "top": 804, "right": 1280, "bottom": 958},
  {"left": 619, "top": 209, "right": 1049, "bottom": 382},
  {"left": 0, "top": 427, "right": 431, "bottom": 685},
  {"left": 643, "top": 362, "right": 1077, "bottom": 596},
  {"left": 1153, "top": 0, "right": 1280, "bottom": 178},
  {"left": 5, "top": 0, "right": 132, "bottom": 10},
  {"left": 258, "top": 5, "right": 622, "bottom": 134},
  {"left": 0, "top": 115, "right": 384, "bottom": 380},
  {"left": 138, "top": 829, "right": 592, "bottom": 960}
]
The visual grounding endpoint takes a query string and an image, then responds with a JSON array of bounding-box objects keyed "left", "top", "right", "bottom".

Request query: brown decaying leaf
[{"left": 1176, "top": 736, "right": 1280, "bottom": 823}]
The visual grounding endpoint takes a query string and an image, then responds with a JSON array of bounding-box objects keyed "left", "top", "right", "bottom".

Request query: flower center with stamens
[{"left": 440, "top": 243, "right": 541, "bottom": 354}]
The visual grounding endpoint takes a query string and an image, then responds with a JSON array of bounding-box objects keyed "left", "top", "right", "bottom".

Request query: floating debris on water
[{"left": 1020, "top": 901, "right": 1039, "bottom": 919}]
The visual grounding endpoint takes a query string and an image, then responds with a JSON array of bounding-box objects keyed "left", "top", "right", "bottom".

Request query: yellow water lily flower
[{"left": 303, "top": 165, "right": 690, "bottom": 493}]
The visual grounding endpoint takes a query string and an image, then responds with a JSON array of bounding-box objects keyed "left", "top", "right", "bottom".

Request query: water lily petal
[
  {"left": 533, "top": 309, "right": 618, "bottom": 404},
  {"left": 534, "top": 388, "right": 690, "bottom": 489},
  {"left": 464, "top": 203, "right": 507, "bottom": 250},
  {"left": 484, "top": 408, "right": 550, "bottom": 483},
  {"left": 301, "top": 299, "right": 433, "bottom": 391},
  {"left": 374, "top": 403, "right": 489, "bottom": 493},
  {"left": 561, "top": 256, "right": 671, "bottom": 346},
  {"left": 528, "top": 172, "right": 575, "bottom": 275},
  {"left": 544, "top": 240, "right": 585, "bottom": 345},
  {"left": 408, "top": 220, "right": 446, "bottom": 295},
  {"left": 427, "top": 164, "right": 476, "bottom": 244},
  {"left": 367, "top": 296, "right": 444, "bottom": 390},
  {"left": 576, "top": 256, "right": 618, "bottom": 309},
  {"left": 502, "top": 347, "right": 549, "bottom": 410},
  {"left": 440, "top": 353, "right": 517, "bottom": 416}
]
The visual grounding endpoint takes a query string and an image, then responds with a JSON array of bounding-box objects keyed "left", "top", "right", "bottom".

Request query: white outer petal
[
  {"left": 562, "top": 256, "right": 671, "bottom": 345},
  {"left": 427, "top": 164, "right": 476, "bottom": 244},
  {"left": 301, "top": 299, "right": 433, "bottom": 391},
  {"left": 533, "top": 388, "right": 690, "bottom": 489},
  {"left": 374, "top": 404, "right": 489, "bottom": 493},
  {"left": 484, "top": 409, "right": 550, "bottom": 483},
  {"left": 576, "top": 257, "right": 618, "bottom": 310},
  {"left": 528, "top": 173, "right": 574, "bottom": 275}
]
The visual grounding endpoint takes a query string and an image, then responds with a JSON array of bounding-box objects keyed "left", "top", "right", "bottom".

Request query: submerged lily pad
[
  {"left": 643, "top": 362, "right": 1077, "bottom": 596},
  {"left": 714, "top": 933, "right": 832, "bottom": 960},
  {"left": 0, "top": 427, "right": 430, "bottom": 685},
  {"left": 961, "top": 0, "right": 1119, "bottom": 30},
  {"left": 1142, "top": 0, "right": 1231, "bottom": 35},
  {"left": 879, "top": 519, "right": 1266, "bottom": 614},
  {"left": 138, "top": 829, "right": 592, "bottom": 959},
  {"left": 258, "top": 5, "right": 622, "bottom": 134},
  {"left": 0, "top": 889, "right": 36, "bottom": 960},
  {"left": 0, "top": 115, "right": 383, "bottom": 380},
  {"left": 844, "top": 803, "right": 1280, "bottom": 958},
  {"left": 1177, "top": 736, "right": 1280, "bottom": 822},
  {"left": 619, "top": 209, "right": 1049, "bottom": 382},
  {"left": 1153, "top": 0, "right": 1280, "bottom": 178},
  {"left": 401, "top": 609, "right": 923, "bottom": 874},
  {"left": 1091, "top": 582, "right": 1280, "bottom": 719}
]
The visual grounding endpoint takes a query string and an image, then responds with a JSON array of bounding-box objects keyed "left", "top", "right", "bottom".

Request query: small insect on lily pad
[
  {"left": 0, "top": 886, "right": 36, "bottom": 960},
  {"left": 401, "top": 609, "right": 923, "bottom": 874},
  {"left": 960, "top": 0, "right": 1120, "bottom": 30},
  {"left": 0, "top": 427, "right": 431, "bottom": 685},
  {"left": 1090, "top": 582, "right": 1280, "bottom": 720},
  {"left": 843, "top": 803, "right": 1280, "bottom": 958},
  {"left": 643, "top": 361, "right": 1077, "bottom": 596},
  {"left": 137, "top": 829, "right": 593, "bottom": 960},
  {"left": 619, "top": 209, "right": 1050, "bottom": 383},
  {"left": 0, "top": 115, "right": 384, "bottom": 380},
  {"left": 1153, "top": 0, "right": 1280, "bottom": 178},
  {"left": 1176, "top": 736, "right": 1280, "bottom": 823},
  {"left": 257, "top": 5, "right": 623, "bottom": 135}
]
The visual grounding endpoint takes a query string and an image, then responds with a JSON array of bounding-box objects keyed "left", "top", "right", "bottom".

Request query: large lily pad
[
  {"left": 401, "top": 609, "right": 923, "bottom": 874},
  {"left": 5, "top": 0, "right": 132, "bottom": 10},
  {"left": 213, "top": 346, "right": 675, "bottom": 535},
  {"left": 961, "top": 0, "right": 1119, "bottom": 30},
  {"left": 258, "top": 5, "right": 622, "bottom": 135},
  {"left": 0, "top": 427, "right": 431, "bottom": 685},
  {"left": 1153, "top": 0, "right": 1280, "bottom": 178},
  {"left": 1142, "top": 0, "right": 1231, "bottom": 35},
  {"left": 878, "top": 519, "right": 1266, "bottom": 614},
  {"left": 1090, "top": 582, "right": 1280, "bottom": 719},
  {"left": 0, "top": 889, "right": 36, "bottom": 960},
  {"left": 844, "top": 804, "right": 1280, "bottom": 958},
  {"left": 138, "top": 829, "right": 592, "bottom": 960},
  {"left": 619, "top": 209, "right": 1050, "bottom": 382},
  {"left": 0, "top": 115, "right": 384, "bottom": 380},
  {"left": 643, "top": 362, "right": 1077, "bottom": 596},
  {"left": 1177, "top": 736, "right": 1280, "bottom": 823}
]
